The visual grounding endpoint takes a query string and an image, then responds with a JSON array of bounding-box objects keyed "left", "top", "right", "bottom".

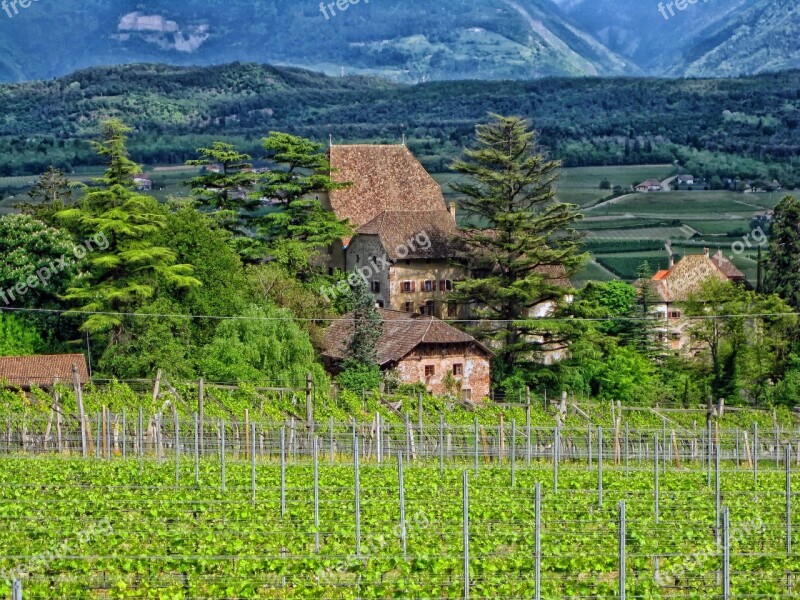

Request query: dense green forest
[{"left": 0, "top": 63, "right": 799, "bottom": 185}]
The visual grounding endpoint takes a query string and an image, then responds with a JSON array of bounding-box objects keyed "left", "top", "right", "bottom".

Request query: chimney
[
  {"left": 448, "top": 202, "right": 457, "bottom": 221},
  {"left": 668, "top": 255, "right": 675, "bottom": 269},
  {"left": 703, "top": 247, "right": 710, "bottom": 258}
]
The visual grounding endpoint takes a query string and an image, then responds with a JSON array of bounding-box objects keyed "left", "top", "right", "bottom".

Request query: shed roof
[{"left": 0, "top": 354, "right": 89, "bottom": 389}]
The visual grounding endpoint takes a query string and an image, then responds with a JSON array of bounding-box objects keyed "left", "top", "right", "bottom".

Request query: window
[
  {"left": 356, "top": 254, "right": 360, "bottom": 264},
  {"left": 670, "top": 311, "right": 682, "bottom": 319},
  {"left": 670, "top": 332, "right": 681, "bottom": 341},
  {"left": 422, "top": 300, "right": 435, "bottom": 316},
  {"left": 462, "top": 389, "right": 472, "bottom": 402},
  {"left": 376, "top": 300, "right": 384, "bottom": 308},
  {"left": 453, "top": 364, "right": 464, "bottom": 376},
  {"left": 447, "top": 302, "right": 458, "bottom": 318},
  {"left": 401, "top": 281, "right": 415, "bottom": 293},
  {"left": 404, "top": 301, "right": 413, "bottom": 313},
  {"left": 424, "top": 365, "right": 436, "bottom": 378},
  {"left": 423, "top": 280, "right": 434, "bottom": 292},
  {"left": 371, "top": 281, "right": 381, "bottom": 293},
  {"left": 439, "top": 279, "right": 454, "bottom": 292}
]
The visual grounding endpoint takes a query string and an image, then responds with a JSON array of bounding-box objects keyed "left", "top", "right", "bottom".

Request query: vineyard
[{"left": 1, "top": 411, "right": 800, "bottom": 599}]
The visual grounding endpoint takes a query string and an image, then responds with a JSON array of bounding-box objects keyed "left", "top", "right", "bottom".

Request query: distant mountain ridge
[{"left": 0, "top": 0, "right": 795, "bottom": 82}]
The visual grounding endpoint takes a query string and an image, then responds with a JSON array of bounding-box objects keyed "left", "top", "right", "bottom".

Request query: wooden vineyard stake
[
  {"left": 744, "top": 431, "right": 753, "bottom": 468},
  {"left": 671, "top": 430, "right": 681, "bottom": 469},
  {"left": 480, "top": 426, "right": 490, "bottom": 463}
]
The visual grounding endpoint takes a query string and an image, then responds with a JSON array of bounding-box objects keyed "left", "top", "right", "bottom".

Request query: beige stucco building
[{"left": 649, "top": 249, "right": 746, "bottom": 352}]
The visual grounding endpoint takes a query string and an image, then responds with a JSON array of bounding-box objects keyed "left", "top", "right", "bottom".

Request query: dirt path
[{"left": 583, "top": 193, "right": 638, "bottom": 213}]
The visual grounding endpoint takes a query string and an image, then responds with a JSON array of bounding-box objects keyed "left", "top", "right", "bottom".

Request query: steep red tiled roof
[
  {"left": 323, "top": 309, "right": 491, "bottom": 366},
  {"left": 653, "top": 269, "right": 670, "bottom": 281},
  {"left": 649, "top": 253, "right": 730, "bottom": 303},
  {"left": 328, "top": 145, "right": 447, "bottom": 231},
  {"left": 0, "top": 354, "right": 89, "bottom": 388},
  {"left": 711, "top": 250, "right": 745, "bottom": 280},
  {"left": 357, "top": 210, "right": 459, "bottom": 260}
]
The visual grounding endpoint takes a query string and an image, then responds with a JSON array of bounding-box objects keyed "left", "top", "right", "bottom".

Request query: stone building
[
  {"left": 322, "top": 309, "right": 492, "bottom": 401},
  {"left": 319, "top": 144, "right": 465, "bottom": 316},
  {"left": 346, "top": 209, "right": 467, "bottom": 317}
]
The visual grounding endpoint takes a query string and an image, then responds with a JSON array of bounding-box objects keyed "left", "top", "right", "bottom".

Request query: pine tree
[
  {"left": 450, "top": 114, "right": 585, "bottom": 375},
  {"left": 27, "top": 166, "right": 74, "bottom": 204},
  {"left": 765, "top": 195, "right": 800, "bottom": 308},
  {"left": 259, "top": 132, "right": 347, "bottom": 207},
  {"left": 345, "top": 273, "right": 383, "bottom": 366},
  {"left": 92, "top": 120, "right": 141, "bottom": 187},
  {"left": 258, "top": 132, "right": 351, "bottom": 274},
  {"left": 57, "top": 119, "right": 200, "bottom": 334},
  {"left": 626, "top": 261, "right": 664, "bottom": 361},
  {"left": 338, "top": 273, "right": 383, "bottom": 391},
  {"left": 187, "top": 142, "right": 259, "bottom": 236}
]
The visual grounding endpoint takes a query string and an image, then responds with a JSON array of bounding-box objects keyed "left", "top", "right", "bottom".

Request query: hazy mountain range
[{"left": 0, "top": 0, "right": 796, "bottom": 83}]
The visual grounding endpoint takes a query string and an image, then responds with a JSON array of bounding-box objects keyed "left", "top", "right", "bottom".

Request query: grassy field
[{"left": 556, "top": 164, "right": 676, "bottom": 207}]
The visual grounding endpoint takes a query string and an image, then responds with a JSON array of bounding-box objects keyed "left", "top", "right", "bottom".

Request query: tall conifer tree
[
  {"left": 57, "top": 120, "right": 199, "bottom": 335},
  {"left": 450, "top": 114, "right": 585, "bottom": 375}
]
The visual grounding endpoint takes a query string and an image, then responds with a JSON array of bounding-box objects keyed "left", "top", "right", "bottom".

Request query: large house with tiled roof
[
  {"left": 649, "top": 249, "right": 745, "bottom": 352},
  {"left": 320, "top": 144, "right": 467, "bottom": 318},
  {"left": 322, "top": 309, "right": 492, "bottom": 401}
]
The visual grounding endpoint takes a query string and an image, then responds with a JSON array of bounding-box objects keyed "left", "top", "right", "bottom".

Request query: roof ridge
[{"left": 421, "top": 318, "right": 434, "bottom": 342}]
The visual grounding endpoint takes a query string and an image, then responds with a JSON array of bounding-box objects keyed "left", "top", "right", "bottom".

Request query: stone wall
[{"left": 395, "top": 345, "right": 491, "bottom": 401}]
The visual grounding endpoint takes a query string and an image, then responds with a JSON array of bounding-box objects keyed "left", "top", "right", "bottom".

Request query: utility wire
[{"left": 1, "top": 305, "right": 797, "bottom": 323}]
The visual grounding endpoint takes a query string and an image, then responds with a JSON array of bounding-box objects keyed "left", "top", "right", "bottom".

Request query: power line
[{"left": 1, "top": 305, "right": 798, "bottom": 323}]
